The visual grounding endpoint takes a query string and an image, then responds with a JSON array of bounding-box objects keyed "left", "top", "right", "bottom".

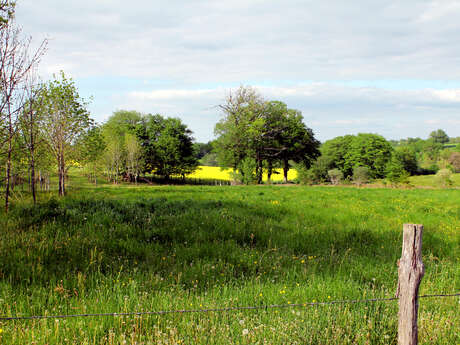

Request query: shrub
[
  {"left": 353, "top": 166, "right": 369, "bottom": 186},
  {"left": 231, "top": 157, "right": 258, "bottom": 185},
  {"left": 328, "top": 168, "right": 343, "bottom": 185},
  {"left": 435, "top": 168, "right": 453, "bottom": 187},
  {"left": 448, "top": 152, "right": 460, "bottom": 173}
]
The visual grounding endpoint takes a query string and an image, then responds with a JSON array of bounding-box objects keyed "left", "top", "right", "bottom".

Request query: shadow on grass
[{"left": 0, "top": 196, "right": 453, "bottom": 289}]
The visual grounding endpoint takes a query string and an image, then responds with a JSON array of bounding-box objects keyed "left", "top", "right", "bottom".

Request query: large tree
[
  {"left": 39, "top": 72, "right": 92, "bottom": 196},
  {"left": 214, "top": 87, "right": 320, "bottom": 184},
  {"left": 136, "top": 114, "right": 198, "bottom": 179},
  {"left": 214, "top": 86, "right": 264, "bottom": 174},
  {"left": 429, "top": 129, "right": 449, "bottom": 144},
  {"left": 319, "top": 134, "right": 394, "bottom": 179}
]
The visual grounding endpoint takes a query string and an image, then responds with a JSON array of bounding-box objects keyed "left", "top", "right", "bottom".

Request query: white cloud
[{"left": 11, "top": 0, "right": 460, "bottom": 141}]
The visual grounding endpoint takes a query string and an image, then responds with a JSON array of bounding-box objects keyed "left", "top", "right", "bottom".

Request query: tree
[
  {"left": 353, "top": 166, "right": 370, "bottom": 186},
  {"left": 320, "top": 134, "right": 393, "bottom": 179},
  {"left": 214, "top": 87, "right": 319, "bottom": 184},
  {"left": 277, "top": 107, "right": 320, "bottom": 183},
  {"left": 320, "top": 135, "right": 355, "bottom": 176},
  {"left": 39, "top": 72, "right": 92, "bottom": 196},
  {"left": 77, "top": 125, "right": 106, "bottom": 184},
  {"left": 0, "top": 1, "right": 15, "bottom": 26},
  {"left": 328, "top": 168, "right": 343, "bottom": 185},
  {"left": 124, "top": 132, "right": 142, "bottom": 183},
  {"left": 393, "top": 147, "right": 418, "bottom": 175},
  {"left": 0, "top": 18, "right": 46, "bottom": 211},
  {"left": 19, "top": 83, "right": 47, "bottom": 204},
  {"left": 214, "top": 86, "right": 264, "bottom": 174},
  {"left": 344, "top": 134, "right": 393, "bottom": 179},
  {"left": 385, "top": 156, "right": 409, "bottom": 184},
  {"left": 136, "top": 114, "right": 198, "bottom": 179},
  {"left": 429, "top": 129, "right": 449, "bottom": 144}
]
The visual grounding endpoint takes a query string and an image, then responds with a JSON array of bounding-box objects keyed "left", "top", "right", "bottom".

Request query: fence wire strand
[{"left": 0, "top": 293, "right": 458, "bottom": 321}]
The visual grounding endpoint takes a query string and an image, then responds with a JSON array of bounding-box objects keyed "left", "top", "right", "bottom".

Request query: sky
[{"left": 16, "top": 0, "right": 460, "bottom": 143}]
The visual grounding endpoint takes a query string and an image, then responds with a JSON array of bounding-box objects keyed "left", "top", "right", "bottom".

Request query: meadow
[{"left": 0, "top": 177, "right": 458, "bottom": 344}]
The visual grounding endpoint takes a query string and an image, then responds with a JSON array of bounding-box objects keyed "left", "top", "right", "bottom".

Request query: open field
[{"left": 0, "top": 180, "right": 459, "bottom": 344}]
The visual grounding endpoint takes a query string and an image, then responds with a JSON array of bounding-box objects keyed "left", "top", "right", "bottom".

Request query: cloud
[
  {"left": 16, "top": 0, "right": 460, "bottom": 81},
  {"left": 12, "top": 1, "right": 460, "bottom": 141},
  {"left": 115, "top": 83, "right": 460, "bottom": 141}
]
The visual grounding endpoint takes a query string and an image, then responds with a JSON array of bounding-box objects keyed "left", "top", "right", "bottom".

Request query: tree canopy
[{"left": 214, "top": 86, "right": 319, "bottom": 184}]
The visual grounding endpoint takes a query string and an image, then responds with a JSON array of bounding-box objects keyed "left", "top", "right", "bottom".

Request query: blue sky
[{"left": 16, "top": 0, "right": 460, "bottom": 142}]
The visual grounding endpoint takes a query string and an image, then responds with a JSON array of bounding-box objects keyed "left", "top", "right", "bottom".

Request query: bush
[
  {"left": 231, "top": 157, "right": 258, "bottom": 185},
  {"left": 435, "top": 168, "right": 453, "bottom": 187},
  {"left": 353, "top": 166, "right": 369, "bottom": 186},
  {"left": 328, "top": 168, "right": 343, "bottom": 185},
  {"left": 448, "top": 152, "right": 460, "bottom": 173},
  {"left": 385, "top": 157, "right": 410, "bottom": 184}
]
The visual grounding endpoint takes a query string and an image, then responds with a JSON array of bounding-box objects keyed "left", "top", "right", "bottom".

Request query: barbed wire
[{"left": 0, "top": 292, "right": 458, "bottom": 321}]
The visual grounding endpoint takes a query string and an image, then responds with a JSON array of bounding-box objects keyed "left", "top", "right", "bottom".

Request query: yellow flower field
[{"left": 186, "top": 166, "right": 298, "bottom": 182}]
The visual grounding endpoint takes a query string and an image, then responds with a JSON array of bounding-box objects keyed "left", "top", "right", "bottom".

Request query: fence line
[{"left": 0, "top": 292, "right": 458, "bottom": 322}]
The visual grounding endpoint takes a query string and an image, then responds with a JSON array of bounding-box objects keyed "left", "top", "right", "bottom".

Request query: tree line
[
  {"left": 206, "top": 87, "right": 460, "bottom": 186},
  {"left": 2, "top": 3, "right": 459, "bottom": 212}
]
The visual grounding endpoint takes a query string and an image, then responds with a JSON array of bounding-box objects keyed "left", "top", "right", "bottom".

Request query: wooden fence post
[{"left": 397, "top": 224, "right": 425, "bottom": 345}]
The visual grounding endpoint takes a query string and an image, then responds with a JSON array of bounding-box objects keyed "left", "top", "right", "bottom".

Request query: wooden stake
[{"left": 397, "top": 224, "right": 425, "bottom": 345}]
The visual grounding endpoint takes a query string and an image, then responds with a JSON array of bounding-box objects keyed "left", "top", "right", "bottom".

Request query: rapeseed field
[{"left": 186, "top": 165, "right": 298, "bottom": 182}]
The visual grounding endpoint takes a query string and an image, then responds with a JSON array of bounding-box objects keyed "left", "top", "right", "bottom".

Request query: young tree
[
  {"left": 19, "top": 82, "right": 46, "bottom": 204},
  {"left": 328, "top": 168, "right": 343, "bottom": 185},
  {"left": 0, "top": 19, "right": 46, "bottom": 211},
  {"left": 125, "top": 132, "right": 142, "bottom": 183},
  {"left": 77, "top": 125, "right": 106, "bottom": 184},
  {"left": 39, "top": 72, "right": 92, "bottom": 196}
]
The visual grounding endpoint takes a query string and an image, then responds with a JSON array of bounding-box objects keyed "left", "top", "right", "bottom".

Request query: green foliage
[
  {"left": 194, "top": 141, "right": 214, "bottom": 159},
  {"left": 214, "top": 87, "right": 319, "bottom": 184},
  {"left": 435, "top": 168, "right": 453, "bottom": 187},
  {"left": 393, "top": 146, "right": 418, "bottom": 175},
  {"left": 429, "top": 129, "right": 449, "bottom": 144},
  {"left": 319, "top": 134, "right": 393, "bottom": 179},
  {"left": 38, "top": 71, "right": 92, "bottom": 195},
  {"left": 200, "top": 152, "right": 219, "bottom": 166},
  {"left": 136, "top": 114, "right": 198, "bottom": 179},
  {"left": 385, "top": 156, "right": 409, "bottom": 184},
  {"left": 352, "top": 166, "right": 370, "bottom": 185},
  {"left": 327, "top": 168, "right": 343, "bottom": 185},
  {"left": 231, "top": 156, "right": 258, "bottom": 184}
]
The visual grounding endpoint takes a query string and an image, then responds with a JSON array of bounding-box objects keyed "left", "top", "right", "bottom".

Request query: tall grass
[{"left": 0, "top": 183, "right": 458, "bottom": 344}]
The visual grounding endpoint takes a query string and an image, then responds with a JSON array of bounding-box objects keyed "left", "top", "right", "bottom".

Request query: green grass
[
  {"left": 0, "top": 178, "right": 459, "bottom": 344},
  {"left": 409, "top": 173, "right": 460, "bottom": 188}
]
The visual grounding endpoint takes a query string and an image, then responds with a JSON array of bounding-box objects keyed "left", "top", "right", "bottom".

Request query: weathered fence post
[{"left": 397, "top": 224, "right": 425, "bottom": 345}]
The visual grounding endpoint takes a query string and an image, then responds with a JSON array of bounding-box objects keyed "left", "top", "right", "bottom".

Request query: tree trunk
[
  {"left": 256, "top": 156, "right": 263, "bottom": 184},
  {"left": 30, "top": 141, "right": 36, "bottom": 204},
  {"left": 267, "top": 160, "right": 273, "bottom": 184},
  {"left": 58, "top": 150, "right": 65, "bottom": 196},
  {"left": 283, "top": 158, "right": 289, "bottom": 183},
  {"left": 5, "top": 147, "right": 11, "bottom": 213}
]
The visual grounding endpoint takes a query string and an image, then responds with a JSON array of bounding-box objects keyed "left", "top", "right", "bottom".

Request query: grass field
[{"left": 0, "top": 178, "right": 458, "bottom": 344}]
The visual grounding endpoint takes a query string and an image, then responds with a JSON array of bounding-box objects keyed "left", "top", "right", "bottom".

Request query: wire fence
[{"left": 1, "top": 292, "right": 458, "bottom": 322}]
